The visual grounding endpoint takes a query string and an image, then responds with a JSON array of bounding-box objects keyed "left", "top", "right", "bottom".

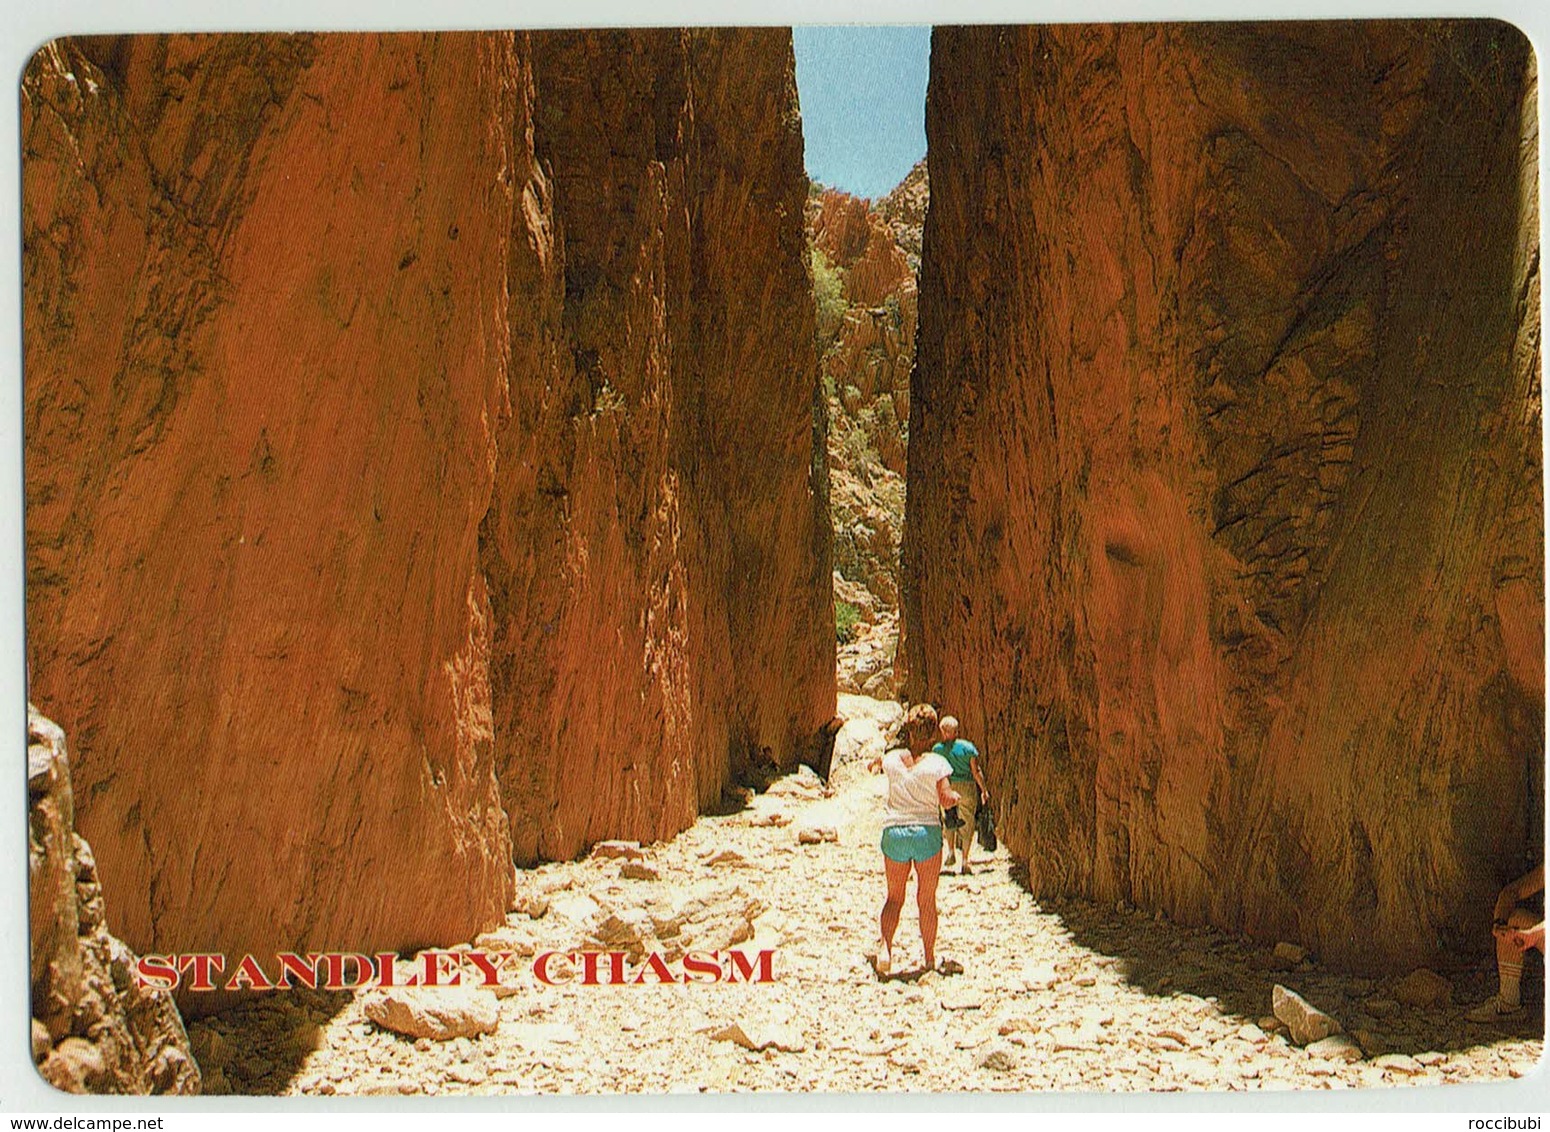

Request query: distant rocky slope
[
  {"left": 30, "top": 708, "right": 199, "bottom": 1094},
  {"left": 876, "top": 159, "right": 928, "bottom": 271},
  {"left": 905, "top": 22, "right": 1541, "bottom": 970},
  {"left": 23, "top": 30, "right": 833, "bottom": 1011},
  {"left": 808, "top": 160, "right": 926, "bottom": 697}
]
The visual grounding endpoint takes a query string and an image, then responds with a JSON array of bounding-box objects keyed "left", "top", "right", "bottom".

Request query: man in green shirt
[{"left": 934, "top": 716, "right": 988, "bottom": 875}]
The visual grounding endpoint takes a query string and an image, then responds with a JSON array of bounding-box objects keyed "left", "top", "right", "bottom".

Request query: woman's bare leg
[
  {"left": 914, "top": 852, "right": 942, "bottom": 969},
  {"left": 881, "top": 856, "right": 912, "bottom": 964}
]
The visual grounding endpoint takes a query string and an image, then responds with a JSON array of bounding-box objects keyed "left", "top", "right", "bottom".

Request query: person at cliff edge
[
  {"left": 867, "top": 703, "right": 959, "bottom": 976},
  {"left": 1467, "top": 863, "right": 1544, "bottom": 1022},
  {"left": 934, "top": 715, "right": 988, "bottom": 875}
]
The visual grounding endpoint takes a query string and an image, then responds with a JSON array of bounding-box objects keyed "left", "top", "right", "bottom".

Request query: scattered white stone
[
  {"left": 1306, "top": 1035, "right": 1363, "bottom": 1063},
  {"left": 832, "top": 717, "right": 886, "bottom": 766},
  {"left": 1021, "top": 963, "right": 1059, "bottom": 991},
  {"left": 473, "top": 925, "right": 537, "bottom": 957},
  {"left": 837, "top": 693, "right": 902, "bottom": 729},
  {"left": 979, "top": 1046, "right": 1017, "bottom": 1073},
  {"left": 593, "top": 907, "right": 654, "bottom": 949},
  {"left": 940, "top": 990, "right": 983, "bottom": 1011},
  {"left": 591, "top": 840, "right": 645, "bottom": 861},
  {"left": 272, "top": 739, "right": 1546, "bottom": 1095},
  {"left": 711, "top": 1019, "right": 806, "bottom": 1053},
  {"left": 1353, "top": 1064, "right": 1386, "bottom": 1088},
  {"left": 1151, "top": 1027, "right": 1195, "bottom": 1051},
  {"left": 954, "top": 1024, "right": 997, "bottom": 1049},
  {"left": 362, "top": 989, "right": 498, "bottom": 1041},
  {"left": 1273, "top": 984, "right": 1341, "bottom": 1046},
  {"left": 505, "top": 1022, "right": 579, "bottom": 1048},
  {"left": 1374, "top": 1053, "right": 1424, "bottom": 1076},
  {"left": 1050, "top": 1027, "right": 1102, "bottom": 1053},
  {"left": 547, "top": 893, "right": 600, "bottom": 924},
  {"left": 440, "top": 1057, "right": 486, "bottom": 1085},
  {"left": 765, "top": 768, "right": 826, "bottom": 800}
]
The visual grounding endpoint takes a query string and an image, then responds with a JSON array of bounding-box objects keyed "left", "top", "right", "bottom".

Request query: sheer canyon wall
[
  {"left": 904, "top": 22, "right": 1541, "bottom": 969},
  {"left": 23, "top": 30, "right": 832, "bottom": 1000}
]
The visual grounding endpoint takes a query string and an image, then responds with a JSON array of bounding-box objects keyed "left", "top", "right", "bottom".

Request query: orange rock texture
[
  {"left": 903, "top": 23, "right": 1541, "bottom": 970},
  {"left": 486, "top": 30, "right": 835, "bottom": 862},
  {"left": 24, "top": 30, "right": 831, "bottom": 993},
  {"left": 810, "top": 185, "right": 917, "bottom": 429}
]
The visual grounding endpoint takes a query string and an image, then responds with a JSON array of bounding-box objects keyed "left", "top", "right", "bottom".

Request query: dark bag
[
  {"left": 976, "top": 792, "right": 997, "bottom": 852},
  {"left": 942, "top": 805, "right": 964, "bottom": 830}
]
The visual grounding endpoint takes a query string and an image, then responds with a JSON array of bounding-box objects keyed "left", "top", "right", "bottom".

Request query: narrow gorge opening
[{"left": 793, "top": 26, "right": 928, "bottom": 703}]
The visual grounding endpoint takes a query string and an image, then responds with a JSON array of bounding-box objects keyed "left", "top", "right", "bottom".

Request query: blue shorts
[{"left": 881, "top": 824, "right": 942, "bottom": 863}]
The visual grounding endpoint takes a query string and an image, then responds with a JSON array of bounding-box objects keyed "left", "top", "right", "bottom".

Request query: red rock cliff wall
[
  {"left": 904, "top": 22, "right": 1541, "bottom": 969},
  {"left": 487, "top": 30, "right": 834, "bottom": 862},
  {"left": 24, "top": 35, "right": 518, "bottom": 991},
  {"left": 25, "top": 29, "right": 832, "bottom": 981}
]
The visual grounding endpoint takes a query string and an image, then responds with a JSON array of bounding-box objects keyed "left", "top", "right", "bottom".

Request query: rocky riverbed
[{"left": 190, "top": 695, "right": 1543, "bottom": 1095}]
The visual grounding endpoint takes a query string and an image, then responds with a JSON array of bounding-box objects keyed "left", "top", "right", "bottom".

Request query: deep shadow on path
[{"left": 1018, "top": 861, "right": 1544, "bottom": 1062}]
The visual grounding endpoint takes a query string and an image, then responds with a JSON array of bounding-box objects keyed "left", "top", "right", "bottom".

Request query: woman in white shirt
[{"left": 867, "top": 703, "right": 961, "bottom": 975}]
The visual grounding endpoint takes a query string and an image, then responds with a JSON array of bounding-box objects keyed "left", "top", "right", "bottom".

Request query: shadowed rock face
[
  {"left": 905, "top": 22, "right": 1541, "bottom": 970},
  {"left": 487, "top": 29, "right": 835, "bottom": 862},
  {"left": 24, "top": 29, "right": 831, "bottom": 999}
]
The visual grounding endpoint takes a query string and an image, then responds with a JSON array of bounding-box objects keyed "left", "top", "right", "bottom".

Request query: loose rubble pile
[
  {"left": 189, "top": 697, "right": 1541, "bottom": 1095},
  {"left": 28, "top": 707, "right": 200, "bottom": 1095},
  {"left": 835, "top": 605, "right": 901, "bottom": 699}
]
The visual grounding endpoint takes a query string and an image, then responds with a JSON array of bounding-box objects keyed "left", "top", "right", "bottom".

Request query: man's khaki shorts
[{"left": 948, "top": 778, "right": 978, "bottom": 848}]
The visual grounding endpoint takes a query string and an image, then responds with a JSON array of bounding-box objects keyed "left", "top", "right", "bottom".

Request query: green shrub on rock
[{"left": 835, "top": 600, "right": 861, "bottom": 644}]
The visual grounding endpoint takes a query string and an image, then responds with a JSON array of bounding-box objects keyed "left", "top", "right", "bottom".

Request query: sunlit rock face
[
  {"left": 23, "top": 29, "right": 832, "bottom": 1003},
  {"left": 24, "top": 35, "right": 520, "bottom": 1010},
  {"left": 905, "top": 22, "right": 1541, "bottom": 969}
]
